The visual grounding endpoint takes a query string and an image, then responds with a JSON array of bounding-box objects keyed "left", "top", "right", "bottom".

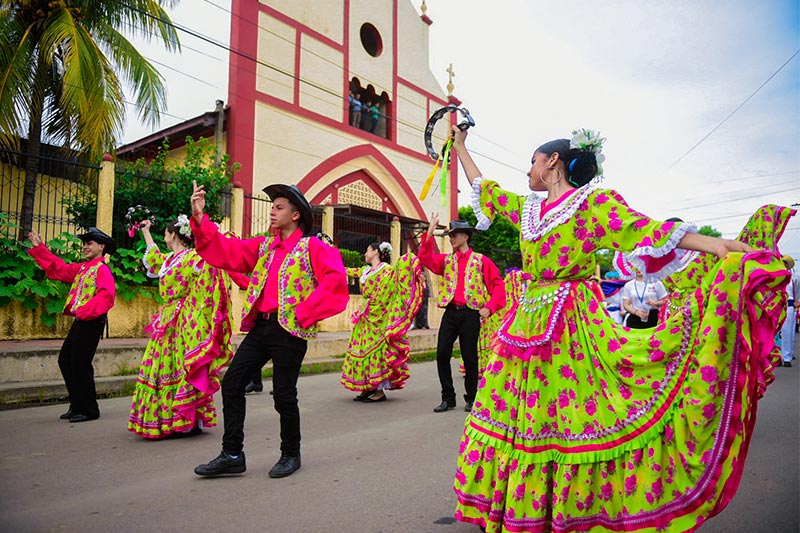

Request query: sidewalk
[{"left": 0, "top": 328, "right": 440, "bottom": 405}]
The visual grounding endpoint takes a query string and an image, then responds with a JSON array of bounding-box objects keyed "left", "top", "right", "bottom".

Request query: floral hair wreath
[
  {"left": 175, "top": 214, "right": 192, "bottom": 237},
  {"left": 125, "top": 205, "right": 156, "bottom": 238},
  {"left": 378, "top": 242, "right": 393, "bottom": 255},
  {"left": 569, "top": 128, "right": 606, "bottom": 178}
]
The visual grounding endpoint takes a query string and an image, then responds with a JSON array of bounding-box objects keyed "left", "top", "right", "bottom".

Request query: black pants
[
  {"left": 437, "top": 305, "right": 480, "bottom": 405},
  {"left": 625, "top": 309, "right": 660, "bottom": 329},
  {"left": 59, "top": 315, "right": 105, "bottom": 418},
  {"left": 414, "top": 287, "right": 430, "bottom": 329},
  {"left": 221, "top": 316, "right": 307, "bottom": 456}
]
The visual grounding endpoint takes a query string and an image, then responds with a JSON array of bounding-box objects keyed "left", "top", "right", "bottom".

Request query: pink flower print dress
[
  {"left": 341, "top": 253, "right": 425, "bottom": 392},
  {"left": 452, "top": 177, "right": 792, "bottom": 532},
  {"left": 128, "top": 245, "right": 235, "bottom": 438}
]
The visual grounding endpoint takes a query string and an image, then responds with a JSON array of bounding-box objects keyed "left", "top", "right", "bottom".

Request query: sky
[{"left": 121, "top": 0, "right": 800, "bottom": 258}]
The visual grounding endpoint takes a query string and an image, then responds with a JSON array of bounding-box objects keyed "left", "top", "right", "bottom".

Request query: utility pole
[{"left": 214, "top": 99, "right": 224, "bottom": 165}]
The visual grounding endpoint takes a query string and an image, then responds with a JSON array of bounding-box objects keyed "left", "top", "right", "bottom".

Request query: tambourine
[
  {"left": 423, "top": 105, "right": 475, "bottom": 161},
  {"left": 125, "top": 205, "right": 156, "bottom": 237}
]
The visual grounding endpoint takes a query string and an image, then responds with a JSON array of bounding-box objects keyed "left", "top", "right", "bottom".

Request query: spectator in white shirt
[{"left": 621, "top": 271, "right": 667, "bottom": 329}]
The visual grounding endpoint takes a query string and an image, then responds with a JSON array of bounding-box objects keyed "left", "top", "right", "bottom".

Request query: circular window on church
[{"left": 360, "top": 23, "right": 383, "bottom": 57}]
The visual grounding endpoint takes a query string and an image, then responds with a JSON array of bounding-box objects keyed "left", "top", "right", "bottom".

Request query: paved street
[{"left": 0, "top": 357, "right": 797, "bottom": 532}]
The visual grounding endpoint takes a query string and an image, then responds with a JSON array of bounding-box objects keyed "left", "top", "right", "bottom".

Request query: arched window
[{"left": 347, "top": 78, "right": 391, "bottom": 140}]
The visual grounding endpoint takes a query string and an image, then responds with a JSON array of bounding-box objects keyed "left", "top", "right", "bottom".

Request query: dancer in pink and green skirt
[
  {"left": 448, "top": 125, "right": 792, "bottom": 533},
  {"left": 342, "top": 241, "right": 425, "bottom": 402},
  {"left": 128, "top": 218, "right": 235, "bottom": 438}
]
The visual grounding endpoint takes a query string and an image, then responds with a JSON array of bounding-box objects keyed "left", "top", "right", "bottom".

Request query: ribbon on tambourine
[{"left": 419, "top": 105, "right": 475, "bottom": 205}]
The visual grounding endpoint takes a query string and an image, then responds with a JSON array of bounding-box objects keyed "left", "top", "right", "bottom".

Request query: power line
[
  {"left": 709, "top": 170, "right": 800, "bottom": 183},
  {"left": 666, "top": 48, "right": 800, "bottom": 171}
]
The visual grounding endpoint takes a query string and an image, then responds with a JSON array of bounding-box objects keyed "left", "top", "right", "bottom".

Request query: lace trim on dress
[
  {"left": 359, "top": 262, "right": 388, "bottom": 285},
  {"left": 621, "top": 222, "right": 698, "bottom": 282},
  {"left": 470, "top": 177, "right": 492, "bottom": 230},
  {"left": 521, "top": 185, "right": 594, "bottom": 242},
  {"left": 142, "top": 243, "right": 160, "bottom": 278},
  {"left": 157, "top": 249, "right": 189, "bottom": 279}
]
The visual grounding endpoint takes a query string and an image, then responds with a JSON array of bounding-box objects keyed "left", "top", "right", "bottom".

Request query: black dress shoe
[
  {"left": 433, "top": 401, "right": 455, "bottom": 413},
  {"left": 244, "top": 382, "right": 263, "bottom": 393},
  {"left": 464, "top": 402, "right": 473, "bottom": 412},
  {"left": 268, "top": 453, "right": 301, "bottom": 478},
  {"left": 784, "top": 361, "right": 793, "bottom": 367},
  {"left": 194, "top": 451, "right": 246, "bottom": 476},
  {"left": 68, "top": 413, "right": 99, "bottom": 423},
  {"left": 59, "top": 410, "right": 74, "bottom": 420}
]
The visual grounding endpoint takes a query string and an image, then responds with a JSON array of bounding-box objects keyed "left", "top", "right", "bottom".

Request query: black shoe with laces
[
  {"left": 194, "top": 450, "right": 246, "bottom": 476},
  {"left": 268, "top": 453, "right": 301, "bottom": 478}
]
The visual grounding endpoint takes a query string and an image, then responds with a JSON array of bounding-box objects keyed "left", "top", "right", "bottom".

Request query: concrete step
[{"left": 0, "top": 329, "right": 440, "bottom": 405}]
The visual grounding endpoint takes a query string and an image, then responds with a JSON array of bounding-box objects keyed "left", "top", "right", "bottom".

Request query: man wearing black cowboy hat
[
  {"left": 189, "top": 180, "right": 349, "bottom": 479},
  {"left": 27, "top": 227, "right": 117, "bottom": 423},
  {"left": 418, "top": 213, "right": 505, "bottom": 413}
]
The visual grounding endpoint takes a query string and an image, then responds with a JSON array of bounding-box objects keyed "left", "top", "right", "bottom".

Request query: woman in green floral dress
[
  {"left": 128, "top": 217, "right": 235, "bottom": 438},
  {"left": 342, "top": 242, "right": 424, "bottom": 402},
  {"left": 448, "top": 126, "right": 792, "bottom": 532}
]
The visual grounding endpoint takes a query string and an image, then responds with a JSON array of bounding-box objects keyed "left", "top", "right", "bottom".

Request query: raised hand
[
  {"left": 191, "top": 179, "right": 206, "bottom": 223},
  {"left": 427, "top": 212, "right": 440, "bottom": 236},
  {"left": 139, "top": 219, "right": 152, "bottom": 233},
  {"left": 27, "top": 231, "right": 43, "bottom": 247}
]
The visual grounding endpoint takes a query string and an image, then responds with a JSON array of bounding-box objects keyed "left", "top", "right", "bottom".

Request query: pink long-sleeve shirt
[
  {"left": 417, "top": 233, "right": 506, "bottom": 314},
  {"left": 28, "top": 244, "right": 116, "bottom": 320},
  {"left": 190, "top": 214, "right": 348, "bottom": 328}
]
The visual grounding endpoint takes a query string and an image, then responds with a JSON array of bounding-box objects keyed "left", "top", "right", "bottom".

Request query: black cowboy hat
[
  {"left": 262, "top": 183, "right": 314, "bottom": 236},
  {"left": 78, "top": 227, "right": 117, "bottom": 255},
  {"left": 443, "top": 220, "right": 478, "bottom": 236}
]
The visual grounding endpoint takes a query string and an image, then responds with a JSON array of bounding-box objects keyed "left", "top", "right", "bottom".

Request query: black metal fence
[{"left": 0, "top": 149, "right": 99, "bottom": 241}]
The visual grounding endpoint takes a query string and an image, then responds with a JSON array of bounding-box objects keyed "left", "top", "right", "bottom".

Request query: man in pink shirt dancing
[
  {"left": 28, "top": 227, "right": 117, "bottom": 423},
  {"left": 418, "top": 214, "right": 505, "bottom": 414},
  {"left": 190, "top": 181, "right": 348, "bottom": 478}
]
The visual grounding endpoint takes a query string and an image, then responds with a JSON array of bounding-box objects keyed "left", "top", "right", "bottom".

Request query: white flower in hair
[
  {"left": 379, "top": 242, "right": 393, "bottom": 254},
  {"left": 570, "top": 128, "right": 606, "bottom": 177},
  {"left": 176, "top": 214, "right": 192, "bottom": 236}
]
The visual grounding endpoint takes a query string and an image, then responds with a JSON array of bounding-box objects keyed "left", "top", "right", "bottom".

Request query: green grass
[{"left": 112, "top": 364, "right": 139, "bottom": 376}]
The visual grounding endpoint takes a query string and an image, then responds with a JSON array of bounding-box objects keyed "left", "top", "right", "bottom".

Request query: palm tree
[{"left": 0, "top": 0, "right": 180, "bottom": 238}]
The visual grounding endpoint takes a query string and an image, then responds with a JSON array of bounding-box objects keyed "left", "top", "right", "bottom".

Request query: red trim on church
[
  {"left": 228, "top": 1, "right": 453, "bottom": 223},
  {"left": 297, "top": 144, "right": 427, "bottom": 220}
]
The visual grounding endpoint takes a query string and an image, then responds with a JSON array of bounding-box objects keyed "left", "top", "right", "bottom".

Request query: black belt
[
  {"left": 257, "top": 312, "right": 278, "bottom": 321},
  {"left": 447, "top": 303, "right": 472, "bottom": 311}
]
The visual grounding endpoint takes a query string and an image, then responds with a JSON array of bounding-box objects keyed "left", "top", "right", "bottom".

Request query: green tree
[
  {"left": 698, "top": 225, "right": 722, "bottom": 238},
  {"left": 0, "top": 0, "right": 180, "bottom": 238},
  {"left": 457, "top": 206, "right": 522, "bottom": 272}
]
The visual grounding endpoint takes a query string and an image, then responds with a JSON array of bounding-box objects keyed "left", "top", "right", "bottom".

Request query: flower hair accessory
[
  {"left": 175, "top": 214, "right": 192, "bottom": 237},
  {"left": 379, "top": 242, "right": 393, "bottom": 255},
  {"left": 125, "top": 205, "right": 156, "bottom": 237},
  {"left": 570, "top": 128, "right": 606, "bottom": 177}
]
